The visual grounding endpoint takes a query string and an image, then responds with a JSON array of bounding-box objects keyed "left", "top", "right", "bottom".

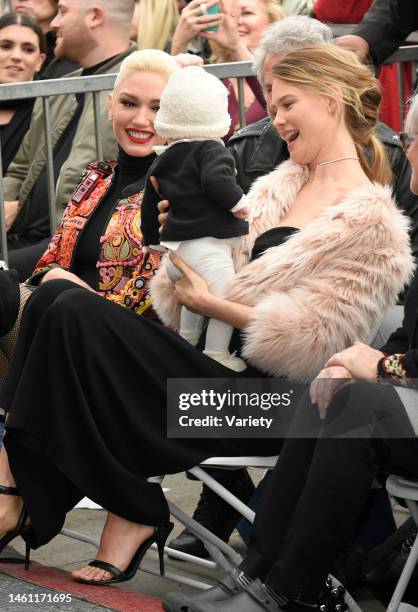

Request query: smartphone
[{"left": 205, "top": 3, "right": 220, "bottom": 32}]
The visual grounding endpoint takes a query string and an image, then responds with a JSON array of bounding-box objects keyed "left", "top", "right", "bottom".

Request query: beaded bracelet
[{"left": 377, "top": 353, "right": 410, "bottom": 383}]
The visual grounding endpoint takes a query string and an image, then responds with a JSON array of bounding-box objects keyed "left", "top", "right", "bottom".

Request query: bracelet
[{"left": 377, "top": 353, "right": 410, "bottom": 383}]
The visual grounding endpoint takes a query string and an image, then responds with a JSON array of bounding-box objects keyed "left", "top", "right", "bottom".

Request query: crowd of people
[{"left": 0, "top": 1, "right": 416, "bottom": 611}]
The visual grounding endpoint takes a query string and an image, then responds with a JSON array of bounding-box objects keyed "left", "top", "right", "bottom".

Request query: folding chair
[
  {"left": 60, "top": 456, "right": 278, "bottom": 590},
  {"left": 385, "top": 475, "right": 418, "bottom": 612},
  {"left": 149, "top": 456, "right": 362, "bottom": 612}
]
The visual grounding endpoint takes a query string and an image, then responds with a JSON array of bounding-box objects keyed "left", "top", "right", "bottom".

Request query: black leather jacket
[
  {"left": 228, "top": 117, "right": 418, "bottom": 261},
  {"left": 353, "top": 0, "right": 417, "bottom": 65}
]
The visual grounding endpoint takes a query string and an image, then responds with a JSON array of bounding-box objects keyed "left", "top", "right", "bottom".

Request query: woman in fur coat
[
  {"left": 0, "top": 45, "right": 412, "bottom": 588},
  {"left": 162, "top": 81, "right": 418, "bottom": 612}
]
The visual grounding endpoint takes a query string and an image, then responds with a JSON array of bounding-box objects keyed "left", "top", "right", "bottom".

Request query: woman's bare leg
[
  {"left": 71, "top": 513, "right": 154, "bottom": 582},
  {"left": 0, "top": 443, "right": 25, "bottom": 533}
]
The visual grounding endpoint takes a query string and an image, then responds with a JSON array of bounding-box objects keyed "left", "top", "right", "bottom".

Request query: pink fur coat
[{"left": 151, "top": 160, "right": 413, "bottom": 382}]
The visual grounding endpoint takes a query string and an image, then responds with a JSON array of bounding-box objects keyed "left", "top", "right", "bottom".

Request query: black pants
[
  {"left": 241, "top": 381, "right": 418, "bottom": 602},
  {"left": 8, "top": 238, "right": 50, "bottom": 282},
  {"left": 2, "top": 281, "right": 282, "bottom": 548}
]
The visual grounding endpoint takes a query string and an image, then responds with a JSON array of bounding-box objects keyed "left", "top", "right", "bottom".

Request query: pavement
[{"left": 0, "top": 470, "right": 404, "bottom": 612}]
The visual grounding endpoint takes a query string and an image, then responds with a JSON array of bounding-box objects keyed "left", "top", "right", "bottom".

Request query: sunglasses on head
[{"left": 399, "top": 132, "right": 417, "bottom": 152}]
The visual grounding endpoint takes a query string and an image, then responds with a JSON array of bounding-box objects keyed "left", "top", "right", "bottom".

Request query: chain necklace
[{"left": 311, "top": 156, "right": 359, "bottom": 171}]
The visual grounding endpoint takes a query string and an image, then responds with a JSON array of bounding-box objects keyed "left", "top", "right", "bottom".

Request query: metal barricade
[
  {"left": 0, "top": 46, "right": 416, "bottom": 263},
  {"left": 0, "top": 62, "right": 255, "bottom": 263}
]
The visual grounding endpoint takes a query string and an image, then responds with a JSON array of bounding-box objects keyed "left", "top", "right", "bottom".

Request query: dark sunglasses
[{"left": 399, "top": 132, "right": 417, "bottom": 152}]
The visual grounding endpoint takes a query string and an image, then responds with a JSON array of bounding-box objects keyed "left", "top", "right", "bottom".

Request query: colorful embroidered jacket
[{"left": 31, "top": 160, "right": 162, "bottom": 318}]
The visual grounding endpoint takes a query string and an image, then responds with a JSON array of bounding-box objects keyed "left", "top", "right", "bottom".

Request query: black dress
[{"left": 2, "top": 228, "right": 297, "bottom": 548}]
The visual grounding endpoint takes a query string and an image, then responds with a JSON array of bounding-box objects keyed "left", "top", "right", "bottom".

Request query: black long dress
[{"left": 1, "top": 229, "right": 296, "bottom": 548}]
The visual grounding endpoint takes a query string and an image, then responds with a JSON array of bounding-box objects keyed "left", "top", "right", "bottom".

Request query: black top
[
  {"left": 251, "top": 226, "right": 298, "bottom": 261},
  {"left": 380, "top": 267, "right": 418, "bottom": 376},
  {"left": 71, "top": 148, "right": 156, "bottom": 289},
  {"left": 0, "top": 98, "right": 35, "bottom": 174},
  {"left": 354, "top": 0, "right": 417, "bottom": 65},
  {"left": 141, "top": 140, "right": 248, "bottom": 246},
  {"left": 229, "top": 226, "right": 298, "bottom": 356}
]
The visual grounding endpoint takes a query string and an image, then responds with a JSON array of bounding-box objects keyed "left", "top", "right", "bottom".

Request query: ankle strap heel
[
  {"left": 75, "top": 521, "right": 175, "bottom": 587},
  {"left": 0, "top": 485, "right": 19, "bottom": 496}
]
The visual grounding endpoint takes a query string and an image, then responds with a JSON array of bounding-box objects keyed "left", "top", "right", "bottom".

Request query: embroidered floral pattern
[{"left": 33, "top": 161, "right": 161, "bottom": 317}]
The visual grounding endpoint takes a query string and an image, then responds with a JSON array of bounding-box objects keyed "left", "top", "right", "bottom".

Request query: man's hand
[
  {"left": 334, "top": 35, "right": 370, "bottom": 62},
  {"left": 4, "top": 200, "right": 19, "bottom": 231},
  {"left": 310, "top": 366, "right": 354, "bottom": 418},
  {"left": 325, "top": 342, "right": 385, "bottom": 379}
]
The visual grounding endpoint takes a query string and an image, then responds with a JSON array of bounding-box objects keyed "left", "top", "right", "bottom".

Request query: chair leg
[{"left": 387, "top": 532, "right": 418, "bottom": 612}]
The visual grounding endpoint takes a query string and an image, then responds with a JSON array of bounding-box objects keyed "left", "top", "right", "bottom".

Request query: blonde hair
[
  {"left": 114, "top": 49, "right": 179, "bottom": 90},
  {"left": 137, "top": 0, "right": 179, "bottom": 51},
  {"left": 210, "top": 0, "right": 285, "bottom": 63},
  {"left": 272, "top": 44, "right": 392, "bottom": 185},
  {"left": 264, "top": 0, "right": 287, "bottom": 22}
]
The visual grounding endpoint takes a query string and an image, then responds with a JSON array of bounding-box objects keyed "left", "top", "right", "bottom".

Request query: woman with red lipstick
[
  {"left": 0, "top": 12, "right": 46, "bottom": 174},
  {"left": 26, "top": 49, "right": 180, "bottom": 311},
  {"left": 0, "top": 49, "right": 179, "bottom": 382}
]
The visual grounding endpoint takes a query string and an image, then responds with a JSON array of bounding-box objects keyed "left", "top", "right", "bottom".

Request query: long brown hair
[{"left": 272, "top": 44, "right": 392, "bottom": 185}]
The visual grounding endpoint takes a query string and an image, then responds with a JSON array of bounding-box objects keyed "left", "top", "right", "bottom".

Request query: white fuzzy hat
[{"left": 155, "top": 66, "right": 231, "bottom": 139}]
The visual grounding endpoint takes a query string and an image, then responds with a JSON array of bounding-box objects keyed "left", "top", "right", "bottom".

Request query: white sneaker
[{"left": 203, "top": 351, "right": 247, "bottom": 372}]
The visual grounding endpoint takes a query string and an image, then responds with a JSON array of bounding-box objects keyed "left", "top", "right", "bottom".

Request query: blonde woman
[
  {"left": 164, "top": 86, "right": 418, "bottom": 612},
  {"left": 134, "top": 0, "right": 179, "bottom": 51},
  {"left": 172, "top": 0, "right": 286, "bottom": 139}
]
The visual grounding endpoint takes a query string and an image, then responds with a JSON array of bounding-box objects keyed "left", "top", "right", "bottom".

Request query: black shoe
[
  {"left": 163, "top": 569, "right": 247, "bottom": 612},
  {"left": 363, "top": 517, "right": 418, "bottom": 606},
  {"left": 0, "top": 484, "right": 32, "bottom": 570},
  {"left": 189, "top": 579, "right": 284, "bottom": 611},
  {"left": 168, "top": 468, "right": 254, "bottom": 559},
  {"left": 74, "top": 522, "right": 174, "bottom": 586},
  {"left": 188, "top": 580, "right": 346, "bottom": 612}
]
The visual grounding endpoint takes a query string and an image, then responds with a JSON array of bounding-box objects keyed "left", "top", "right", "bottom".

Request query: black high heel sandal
[
  {"left": 0, "top": 485, "right": 31, "bottom": 570},
  {"left": 74, "top": 521, "right": 174, "bottom": 586}
]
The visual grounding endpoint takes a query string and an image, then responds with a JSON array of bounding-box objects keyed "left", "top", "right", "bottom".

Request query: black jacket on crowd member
[
  {"left": 353, "top": 0, "right": 418, "bottom": 65},
  {"left": 228, "top": 116, "right": 418, "bottom": 261},
  {"left": 0, "top": 98, "right": 35, "bottom": 175},
  {"left": 380, "top": 268, "right": 418, "bottom": 377}
]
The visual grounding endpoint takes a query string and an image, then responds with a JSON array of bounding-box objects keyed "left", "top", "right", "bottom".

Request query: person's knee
[{"left": 325, "top": 381, "right": 382, "bottom": 433}]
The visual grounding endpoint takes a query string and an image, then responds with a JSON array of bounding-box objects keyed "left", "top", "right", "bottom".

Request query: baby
[{"left": 141, "top": 66, "right": 249, "bottom": 371}]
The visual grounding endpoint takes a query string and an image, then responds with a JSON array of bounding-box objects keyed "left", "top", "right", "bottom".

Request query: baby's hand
[{"left": 233, "top": 206, "right": 249, "bottom": 219}]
